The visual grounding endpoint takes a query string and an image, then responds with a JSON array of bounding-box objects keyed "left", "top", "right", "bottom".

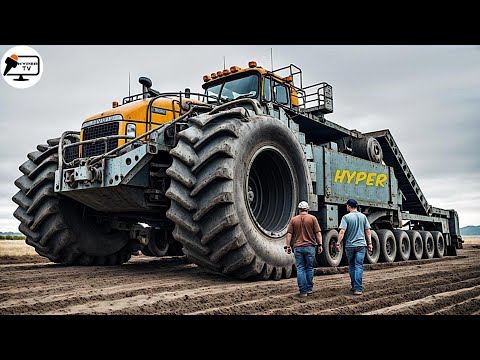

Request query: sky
[{"left": 1, "top": 45, "right": 479, "bottom": 231}]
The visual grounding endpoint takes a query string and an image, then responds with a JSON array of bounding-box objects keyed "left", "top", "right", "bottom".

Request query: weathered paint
[
  {"left": 312, "top": 145, "right": 324, "bottom": 195},
  {"left": 316, "top": 204, "right": 338, "bottom": 230},
  {"left": 314, "top": 147, "right": 401, "bottom": 209},
  {"left": 56, "top": 144, "right": 152, "bottom": 193}
]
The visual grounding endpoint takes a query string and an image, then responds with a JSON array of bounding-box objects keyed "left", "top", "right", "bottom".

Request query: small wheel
[
  {"left": 365, "top": 230, "right": 380, "bottom": 264},
  {"left": 141, "top": 245, "right": 154, "bottom": 256},
  {"left": 406, "top": 230, "right": 423, "bottom": 260},
  {"left": 377, "top": 229, "right": 396, "bottom": 263},
  {"left": 316, "top": 229, "right": 342, "bottom": 267},
  {"left": 419, "top": 231, "right": 434, "bottom": 259},
  {"left": 148, "top": 239, "right": 168, "bottom": 257},
  {"left": 431, "top": 231, "right": 445, "bottom": 258},
  {"left": 393, "top": 230, "right": 410, "bottom": 261}
]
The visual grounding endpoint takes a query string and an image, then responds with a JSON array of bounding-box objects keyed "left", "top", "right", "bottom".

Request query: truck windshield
[{"left": 205, "top": 74, "right": 259, "bottom": 102}]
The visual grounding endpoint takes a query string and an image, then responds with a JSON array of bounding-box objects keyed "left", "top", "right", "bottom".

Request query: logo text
[{"left": 334, "top": 169, "right": 388, "bottom": 187}]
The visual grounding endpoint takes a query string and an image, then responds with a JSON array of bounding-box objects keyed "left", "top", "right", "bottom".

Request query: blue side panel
[
  {"left": 312, "top": 145, "right": 324, "bottom": 195},
  {"left": 323, "top": 149, "right": 400, "bottom": 209}
]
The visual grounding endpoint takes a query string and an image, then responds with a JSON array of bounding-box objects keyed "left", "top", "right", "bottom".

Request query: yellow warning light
[
  {"left": 211, "top": 73, "right": 218, "bottom": 79},
  {"left": 230, "top": 66, "right": 240, "bottom": 73},
  {"left": 248, "top": 61, "right": 257, "bottom": 68},
  {"left": 217, "top": 71, "right": 223, "bottom": 77},
  {"left": 203, "top": 75, "right": 211, "bottom": 82},
  {"left": 223, "top": 69, "right": 230, "bottom": 76},
  {"left": 112, "top": 101, "right": 119, "bottom": 108}
]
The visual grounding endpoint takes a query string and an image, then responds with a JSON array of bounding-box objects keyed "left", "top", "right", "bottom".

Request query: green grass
[{"left": 0, "top": 235, "right": 26, "bottom": 240}]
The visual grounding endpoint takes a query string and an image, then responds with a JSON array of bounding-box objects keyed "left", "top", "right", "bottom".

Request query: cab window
[
  {"left": 263, "top": 77, "right": 271, "bottom": 102},
  {"left": 204, "top": 74, "right": 259, "bottom": 102},
  {"left": 273, "top": 81, "right": 289, "bottom": 105}
]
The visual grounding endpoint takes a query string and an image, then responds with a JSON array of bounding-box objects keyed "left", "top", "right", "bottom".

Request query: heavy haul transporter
[{"left": 13, "top": 61, "right": 463, "bottom": 280}]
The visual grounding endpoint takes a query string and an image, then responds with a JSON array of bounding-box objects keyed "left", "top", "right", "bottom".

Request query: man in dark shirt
[{"left": 286, "top": 201, "right": 323, "bottom": 297}]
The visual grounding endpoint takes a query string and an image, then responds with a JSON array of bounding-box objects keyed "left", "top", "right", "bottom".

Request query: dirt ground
[{"left": 1, "top": 238, "right": 479, "bottom": 315}]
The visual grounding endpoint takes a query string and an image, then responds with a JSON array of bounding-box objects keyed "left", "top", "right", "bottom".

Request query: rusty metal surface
[{"left": 321, "top": 148, "right": 400, "bottom": 209}]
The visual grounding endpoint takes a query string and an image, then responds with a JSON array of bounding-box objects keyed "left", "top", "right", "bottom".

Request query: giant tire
[
  {"left": 317, "top": 229, "right": 343, "bottom": 267},
  {"left": 406, "top": 230, "right": 423, "bottom": 260},
  {"left": 419, "top": 231, "right": 434, "bottom": 259},
  {"left": 13, "top": 137, "right": 133, "bottom": 265},
  {"left": 431, "top": 231, "right": 445, "bottom": 258},
  {"left": 377, "top": 229, "right": 396, "bottom": 263},
  {"left": 364, "top": 229, "right": 380, "bottom": 264},
  {"left": 166, "top": 109, "right": 311, "bottom": 279},
  {"left": 393, "top": 230, "right": 411, "bottom": 261}
]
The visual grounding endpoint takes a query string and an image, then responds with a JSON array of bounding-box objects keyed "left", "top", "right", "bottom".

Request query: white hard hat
[{"left": 298, "top": 201, "right": 310, "bottom": 210}]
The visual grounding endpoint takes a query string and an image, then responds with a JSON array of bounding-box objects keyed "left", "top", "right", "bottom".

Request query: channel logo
[{"left": 1, "top": 45, "right": 43, "bottom": 89}]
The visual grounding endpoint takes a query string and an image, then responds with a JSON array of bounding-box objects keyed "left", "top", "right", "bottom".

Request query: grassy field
[
  {"left": 1, "top": 237, "right": 479, "bottom": 258},
  {"left": 0, "top": 240, "right": 37, "bottom": 257},
  {"left": 463, "top": 236, "right": 480, "bottom": 245}
]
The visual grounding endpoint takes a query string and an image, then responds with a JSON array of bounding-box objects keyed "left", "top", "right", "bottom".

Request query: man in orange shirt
[{"left": 286, "top": 201, "right": 323, "bottom": 297}]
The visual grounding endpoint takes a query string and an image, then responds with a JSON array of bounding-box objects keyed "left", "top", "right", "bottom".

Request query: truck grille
[
  {"left": 65, "top": 145, "right": 79, "bottom": 162},
  {"left": 82, "top": 122, "right": 119, "bottom": 157}
]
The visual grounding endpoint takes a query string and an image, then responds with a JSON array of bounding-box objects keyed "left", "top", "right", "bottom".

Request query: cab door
[{"left": 263, "top": 76, "right": 290, "bottom": 124}]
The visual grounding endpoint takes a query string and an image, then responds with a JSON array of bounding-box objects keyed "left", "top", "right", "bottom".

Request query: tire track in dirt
[
  {"left": 202, "top": 268, "right": 480, "bottom": 315},
  {"left": 429, "top": 295, "right": 480, "bottom": 315},
  {"left": 0, "top": 245, "right": 479, "bottom": 314},
  {"left": 362, "top": 286, "right": 480, "bottom": 315}
]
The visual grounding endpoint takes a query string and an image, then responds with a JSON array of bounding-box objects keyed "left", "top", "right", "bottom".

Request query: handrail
[
  {"left": 87, "top": 104, "right": 206, "bottom": 166},
  {"left": 58, "top": 131, "right": 80, "bottom": 183}
]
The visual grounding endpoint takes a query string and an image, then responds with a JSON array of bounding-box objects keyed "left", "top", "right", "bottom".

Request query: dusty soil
[{"left": 1, "top": 238, "right": 479, "bottom": 315}]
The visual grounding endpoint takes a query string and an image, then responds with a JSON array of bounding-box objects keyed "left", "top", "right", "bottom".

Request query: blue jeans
[
  {"left": 345, "top": 246, "right": 366, "bottom": 292},
  {"left": 294, "top": 246, "right": 316, "bottom": 294}
]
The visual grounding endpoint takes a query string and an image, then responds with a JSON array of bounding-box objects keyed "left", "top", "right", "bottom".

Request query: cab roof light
[
  {"left": 216, "top": 71, "right": 223, "bottom": 77},
  {"left": 230, "top": 66, "right": 240, "bottom": 73},
  {"left": 223, "top": 69, "right": 230, "bottom": 76},
  {"left": 211, "top": 73, "right": 218, "bottom": 79},
  {"left": 203, "top": 75, "right": 211, "bottom": 82},
  {"left": 284, "top": 76, "right": 293, "bottom": 83},
  {"left": 248, "top": 61, "right": 257, "bottom": 68}
]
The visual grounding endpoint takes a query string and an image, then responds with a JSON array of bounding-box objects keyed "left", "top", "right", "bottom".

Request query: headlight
[{"left": 126, "top": 124, "right": 136, "bottom": 138}]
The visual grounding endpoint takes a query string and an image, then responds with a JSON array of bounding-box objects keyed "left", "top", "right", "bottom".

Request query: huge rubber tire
[
  {"left": 431, "top": 231, "right": 445, "bottom": 259},
  {"left": 166, "top": 109, "right": 311, "bottom": 279},
  {"left": 316, "top": 229, "right": 343, "bottom": 267},
  {"left": 12, "top": 137, "right": 133, "bottom": 265},
  {"left": 393, "top": 230, "right": 411, "bottom": 261},
  {"left": 365, "top": 229, "right": 380, "bottom": 264},
  {"left": 377, "top": 229, "right": 396, "bottom": 263},
  {"left": 419, "top": 231, "right": 434, "bottom": 259},
  {"left": 406, "top": 230, "right": 423, "bottom": 260}
]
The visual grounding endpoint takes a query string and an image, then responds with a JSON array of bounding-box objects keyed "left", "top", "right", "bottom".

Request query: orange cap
[{"left": 10, "top": 54, "right": 18, "bottom": 61}]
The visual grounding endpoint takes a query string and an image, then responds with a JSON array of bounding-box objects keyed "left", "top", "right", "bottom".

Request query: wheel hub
[{"left": 246, "top": 147, "right": 296, "bottom": 238}]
